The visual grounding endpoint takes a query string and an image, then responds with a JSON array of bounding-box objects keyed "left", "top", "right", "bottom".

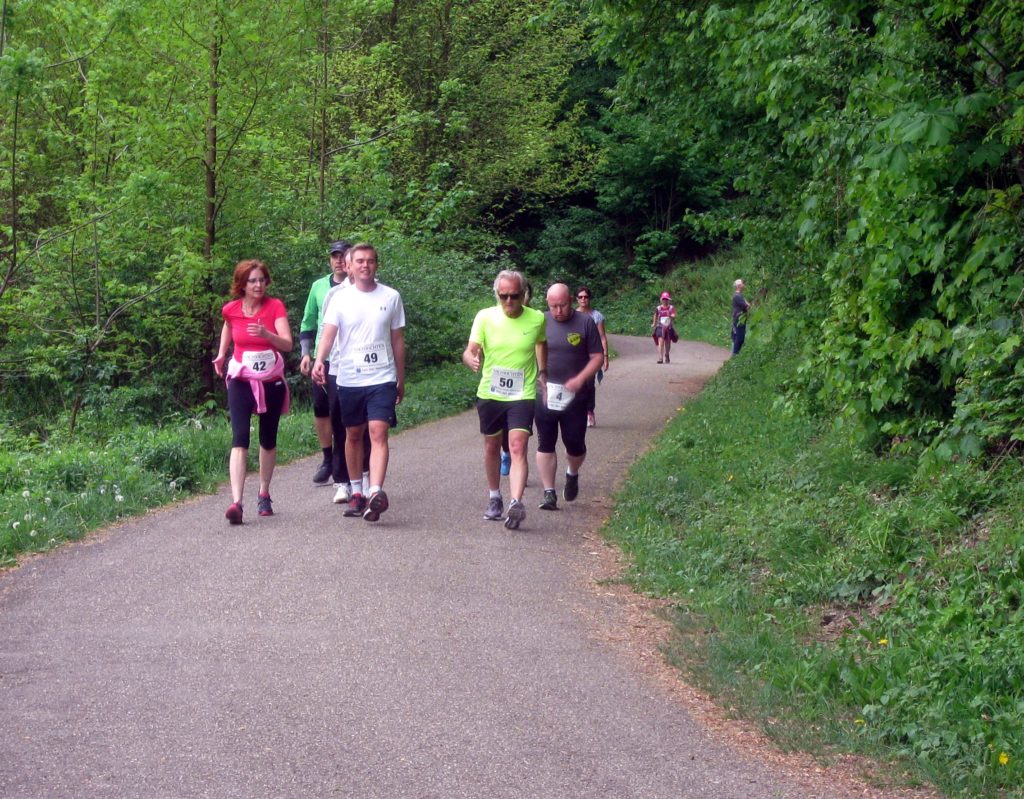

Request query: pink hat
[{"left": 660, "top": 292, "right": 671, "bottom": 300}]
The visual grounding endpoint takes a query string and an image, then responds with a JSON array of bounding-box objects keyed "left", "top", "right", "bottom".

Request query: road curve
[{"left": 0, "top": 335, "right": 909, "bottom": 798}]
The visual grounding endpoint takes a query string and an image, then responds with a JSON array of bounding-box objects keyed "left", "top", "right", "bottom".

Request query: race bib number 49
[
  {"left": 490, "top": 367, "right": 525, "bottom": 399},
  {"left": 352, "top": 341, "right": 390, "bottom": 373},
  {"left": 242, "top": 349, "right": 275, "bottom": 373}
]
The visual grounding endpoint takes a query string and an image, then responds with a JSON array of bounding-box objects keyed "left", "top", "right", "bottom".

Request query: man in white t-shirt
[{"left": 312, "top": 244, "right": 406, "bottom": 522}]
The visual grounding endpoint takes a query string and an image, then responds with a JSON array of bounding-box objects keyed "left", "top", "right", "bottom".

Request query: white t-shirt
[
  {"left": 321, "top": 280, "right": 351, "bottom": 374},
  {"left": 321, "top": 281, "right": 406, "bottom": 387}
]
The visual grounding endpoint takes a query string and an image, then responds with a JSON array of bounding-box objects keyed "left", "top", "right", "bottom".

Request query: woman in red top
[
  {"left": 213, "top": 259, "right": 293, "bottom": 524},
  {"left": 651, "top": 291, "right": 677, "bottom": 364}
]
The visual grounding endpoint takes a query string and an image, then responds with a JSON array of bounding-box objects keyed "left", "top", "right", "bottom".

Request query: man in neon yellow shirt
[{"left": 463, "top": 269, "right": 547, "bottom": 529}]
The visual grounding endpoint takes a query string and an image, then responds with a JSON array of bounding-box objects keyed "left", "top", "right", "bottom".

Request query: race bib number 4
[
  {"left": 242, "top": 349, "right": 275, "bottom": 373},
  {"left": 490, "top": 367, "right": 525, "bottom": 399},
  {"left": 352, "top": 341, "right": 390, "bottom": 373},
  {"left": 546, "top": 382, "right": 575, "bottom": 411}
]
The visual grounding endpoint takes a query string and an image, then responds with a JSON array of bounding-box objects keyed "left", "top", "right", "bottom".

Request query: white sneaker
[{"left": 333, "top": 483, "right": 351, "bottom": 504}]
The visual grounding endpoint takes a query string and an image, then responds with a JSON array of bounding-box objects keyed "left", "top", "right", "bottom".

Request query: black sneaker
[
  {"left": 563, "top": 473, "right": 579, "bottom": 502},
  {"left": 539, "top": 489, "right": 558, "bottom": 511},
  {"left": 363, "top": 490, "right": 389, "bottom": 522},
  {"left": 257, "top": 493, "right": 273, "bottom": 516},
  {"left": 312, "top": 461, "right": 332, "bottom": 484},
  {"left": 504, "top": 499, "right": 526, "bottom": 530},
  {"left": 343, "top": 493, "right": 366, "bottom": 517}
]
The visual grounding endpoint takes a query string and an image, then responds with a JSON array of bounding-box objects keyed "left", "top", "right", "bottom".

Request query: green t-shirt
[
  {"left": 469, "top": 305, "right": 546, "bottom": 401},
  {"left": 299, "top": 273, "right": 344, "bottom": 350}
]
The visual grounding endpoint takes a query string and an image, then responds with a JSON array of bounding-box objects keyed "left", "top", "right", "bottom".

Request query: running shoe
[
  {"left": 504, "top": 498, "right": 526, "bottom": 530},
  {"left": 484, "top": 495, "right": 503, "bottom": 521},
  {"left": 343, "top": 493, "right": 366, "bottom": 517},
  {"left": 563, "top": 473, "right": 579, "bottom": 502},
  {"left": 657, "top": 359, "right": 663, "bottom": 364},
  {"left": 363, "top": 490, "right": 389, "bottom": 522},
  {"left": 665, "top": 354, "right": 670, "bottom": 364},
  {"left": 332, "top": 483, "right": 351, "bottom": 504},
  {"left": 257, "top": 493, "right": 274, "bottom": 516},
  {"left": 539, "top": 489, "right": 558, "bottom": 511},
  {"left": 312, "top": 461, "right": 332, "bottom": 484},
  {"left": 500, "top": 451, "right": 511, "bottom": 476},
  {"left": 225, "top": 502, "right": 243, "bottom": 525}
]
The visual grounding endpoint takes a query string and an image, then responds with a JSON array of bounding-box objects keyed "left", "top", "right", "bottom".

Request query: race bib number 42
[
  {"left": 490, "top": 367, "right": 525, "bottom": 399},
  {"left": 242, "top": 349, "right": 275, "bottom": 373}
]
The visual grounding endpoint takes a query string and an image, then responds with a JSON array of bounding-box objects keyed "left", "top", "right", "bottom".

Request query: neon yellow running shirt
[{"left": 469, "top": 305, "right": 546, "bottom": 401}]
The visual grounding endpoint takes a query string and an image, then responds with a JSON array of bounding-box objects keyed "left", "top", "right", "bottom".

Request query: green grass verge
[
  {"left": 602, "top": 317, "right": 1024, "bottom": 798},
  {"left": 0, "top": 362, "right": 477, "bottom": 567}
]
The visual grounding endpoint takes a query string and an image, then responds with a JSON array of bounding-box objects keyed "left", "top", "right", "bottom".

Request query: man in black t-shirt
[{"left": 535, "top": 283, "right": 604, "bottom": 511}]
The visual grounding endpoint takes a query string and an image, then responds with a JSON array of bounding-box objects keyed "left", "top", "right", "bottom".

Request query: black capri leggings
[{"left": 227, "top": 376, "right": 287, "bottom": 450}]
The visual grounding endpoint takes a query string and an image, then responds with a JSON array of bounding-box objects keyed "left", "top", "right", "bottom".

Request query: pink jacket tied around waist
[{"left": 226, "top": 352, "right": 291, "bottom": 415}]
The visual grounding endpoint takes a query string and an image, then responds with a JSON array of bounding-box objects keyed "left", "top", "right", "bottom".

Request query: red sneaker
[{"left": 343, "top": 493, "right": 366, "bottom": 517}]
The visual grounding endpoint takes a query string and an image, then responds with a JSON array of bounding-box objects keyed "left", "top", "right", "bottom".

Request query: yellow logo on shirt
[{"left": 567, "top": 333, "right": 581, "bottom": 346}]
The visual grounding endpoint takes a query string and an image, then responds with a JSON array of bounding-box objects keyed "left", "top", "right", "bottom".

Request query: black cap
[{"left": 329, "top": 240, "right": 351, "bottom": 255}]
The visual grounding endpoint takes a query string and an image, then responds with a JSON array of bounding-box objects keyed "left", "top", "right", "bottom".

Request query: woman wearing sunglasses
[{"left": 574, "top": 286, "right": 609, "bottom": 427}]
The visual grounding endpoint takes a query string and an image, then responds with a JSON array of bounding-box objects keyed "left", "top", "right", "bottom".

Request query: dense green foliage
[
  {"left": 589, "top": 0, "right": 1024, "bottom": 455},
  {"left": 606, "top": 276, "right": 1023, "bottom": 797},
  {"left": 4, "top": 1, "right": 1021, "bottom": 452},
  {"left": 0, "top": 0, "right": 586, "bottom": 437}
]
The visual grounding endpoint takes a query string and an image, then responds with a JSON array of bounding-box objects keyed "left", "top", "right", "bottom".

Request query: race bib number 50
[{"left": 490, "top": 367, "right": 525, "bottom": 399}]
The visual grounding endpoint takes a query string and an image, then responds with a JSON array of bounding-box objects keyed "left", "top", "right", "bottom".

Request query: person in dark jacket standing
[{"left": 731, "top": 279, "right": 752, "bottom": 356}]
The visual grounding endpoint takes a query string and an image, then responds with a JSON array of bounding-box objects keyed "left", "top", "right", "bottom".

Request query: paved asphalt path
[{"left": 1, "top": 335, "right": 865, "bottom": 798}]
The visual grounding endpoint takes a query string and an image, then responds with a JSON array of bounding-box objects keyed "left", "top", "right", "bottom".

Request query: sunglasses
[
  {"left": 498, "top": 292, "right": 522, "bottom": 301},
  {"left": 577, "top": 294, "right": 590, "bottom": 299}
]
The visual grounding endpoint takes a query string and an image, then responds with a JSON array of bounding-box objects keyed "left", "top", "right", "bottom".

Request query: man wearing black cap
[{"left": 299, "top": 241, "right": 351, "bottom": 489}]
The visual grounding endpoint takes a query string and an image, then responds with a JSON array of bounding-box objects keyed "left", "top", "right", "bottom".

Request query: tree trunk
[
  {"left": 204, "top": 32, "right": 220, "bottom": 260},
  {"left": 319, "top": 1, "right": 328, "bottom": 210},
  {"left": 200, "top": 26, "right": 222, "bottom": 397},
  {"left": 0, "top": 0, "right": 8, "bottom": 58},
  {"left": 1, "top": 87, "right": 20, "bottom": 301}
]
